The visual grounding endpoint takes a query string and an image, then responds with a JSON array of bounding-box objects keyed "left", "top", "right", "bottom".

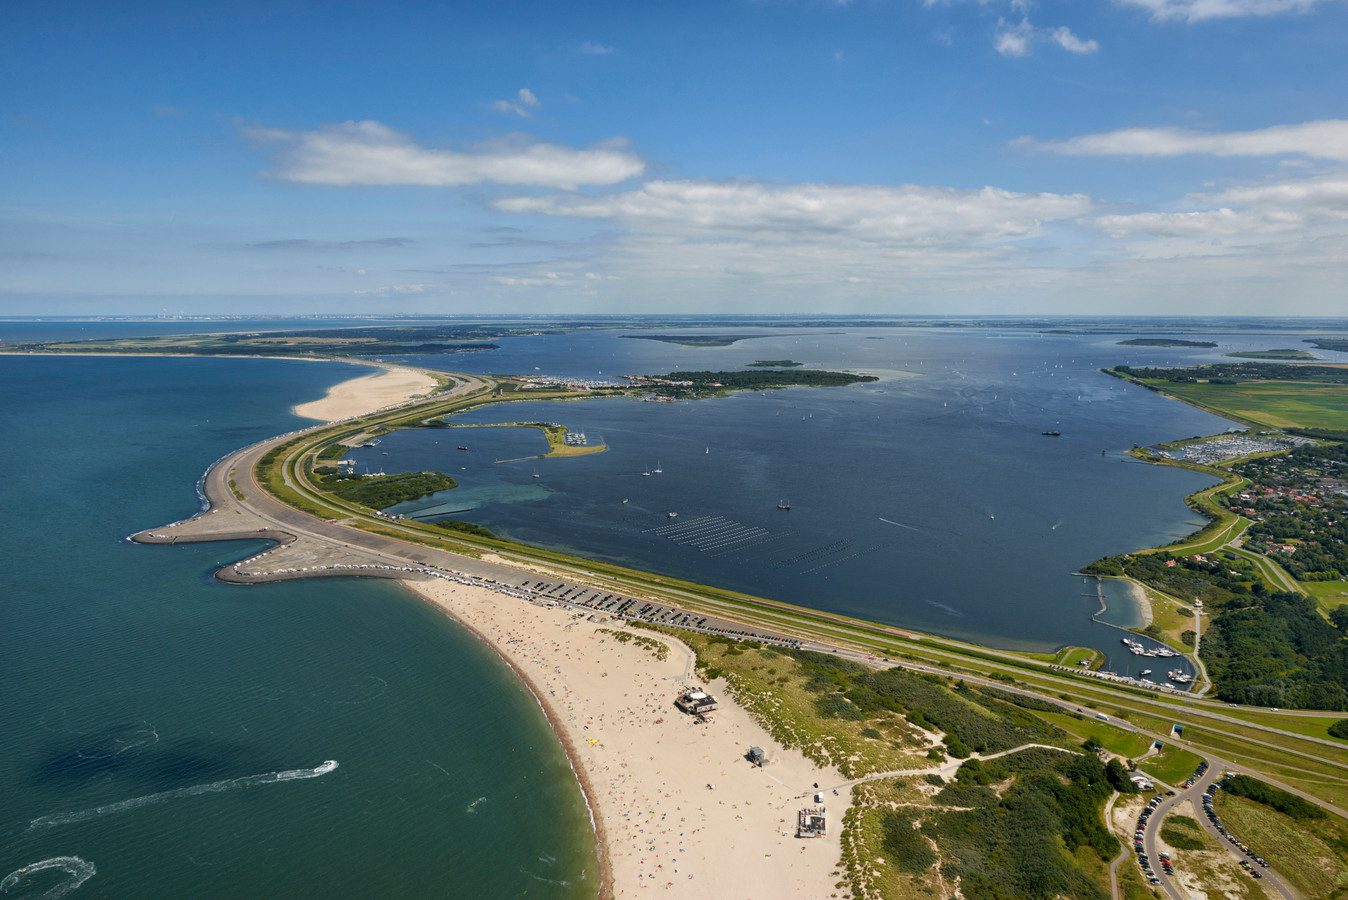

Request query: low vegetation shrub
[
  {"left": 815, "top": 692, "right": 866, "bottom": 721},
  {"left": 329, "top": 471, "right": 457, "bottom": 510},
  {"left": 435, "top": 519, "right": 496, "bottom": 538},
  {"left": 879, "top": 808, "right": 937, "bottom": 873},
  {"left": 1223, "top": 774, "right": 1326, "bottom": 820},
  {"left": 901, "top": 749, "right": 1113, "bottom": 900},
  {"left": 1159, "top": 817, "right": 1206, "bottom": 850}
]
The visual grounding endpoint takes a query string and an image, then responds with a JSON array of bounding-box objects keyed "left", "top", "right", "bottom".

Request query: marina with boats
[{"left": 1121, "top": 638, "right": 1193, "bottom": 683}]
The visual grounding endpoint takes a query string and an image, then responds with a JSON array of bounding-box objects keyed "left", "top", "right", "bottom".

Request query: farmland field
[{"left": 1137, "top": 379, "right": 1348, "bottom": 431}]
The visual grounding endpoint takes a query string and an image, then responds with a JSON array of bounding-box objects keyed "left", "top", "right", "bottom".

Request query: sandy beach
[
  {"left": 1124, "top": 578, "right": 1155, "bottom": 627},
  {"left": 293, "top": 364, "right": 440, "bottom": 422},
  {"left": 404, "top": 577, "right": 849, "bottom": 899}
]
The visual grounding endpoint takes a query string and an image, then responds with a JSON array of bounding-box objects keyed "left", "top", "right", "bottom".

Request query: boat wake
[
  {"left": 28, "top": 761, "right": 338, "bottom": 831},
  {"left": 1, "top": 857, "right": 96, "bottom": 899}
]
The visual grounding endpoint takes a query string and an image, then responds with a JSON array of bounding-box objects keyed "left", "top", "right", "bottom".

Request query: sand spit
[{"left": 294, "top": 364, "right": 440, "bottom": 422}]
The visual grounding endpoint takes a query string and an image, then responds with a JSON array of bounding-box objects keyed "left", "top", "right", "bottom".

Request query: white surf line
[
  {"left": 2, "top": 857, "right": 96, "bottom": 899},
  {"left": 29, "top": 760, "right": 338, "bottom": 831}
]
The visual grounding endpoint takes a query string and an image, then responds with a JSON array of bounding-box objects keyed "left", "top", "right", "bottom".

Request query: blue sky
[{"left": 4, "top": 0, "right": 1348, "bottom": 316}]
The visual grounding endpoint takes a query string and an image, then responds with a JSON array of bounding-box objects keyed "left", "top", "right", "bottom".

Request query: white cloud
[
  {"left": 1051, "top": 26, "right": 1100, "bottom": 54},
  {"left": 578, "top": 41, "right": 614, "bottom": 55},
  {"left": 496, "top": 178, "right": 1093, "bottom": 246},
  {"left": 244, "top": 120, "right": 644, "bottom": 189},
  {"left": 1090, "top": 171, "right": 1348, "bottom": 237},
  {"left": 1093, "top": 208, "right": 1269, "bottom": 237},
  {"left": 495, "top": 272, "right": 567, "bottom": 287},
  {"left": 1203, "top": 171, "right": 1348, "bottom": 208},
  {"left": 1116, "top": 0, "right": 1327, "bottom": 22},
  {"left": 994, "top": 17, "right": 1100, "bottom": 56},
  {"left": 492, "top": 88, "right": 541, "bottom": 118},
  {"left": 484, "top": 177, "right": 1099, "bottom": 310},
  {"left": 995, "top": 18, "right": 1035, "bottom": 56},
  {"left": 1019, "top": 119, "right": 1348, "bottom": 161},
  {"left": 492, "top": 100, "right": 529, "bottom": 117},
  {"left": 248, "top": 237, "right": 412, "bottom": 250},
  {"left": 352, "top": 283, "right": 436, "bottom": 295}
]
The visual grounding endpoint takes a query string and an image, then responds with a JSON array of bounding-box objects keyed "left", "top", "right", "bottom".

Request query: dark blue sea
[{"left": 0, "top": 352, "right": 595, "bottom": 899}]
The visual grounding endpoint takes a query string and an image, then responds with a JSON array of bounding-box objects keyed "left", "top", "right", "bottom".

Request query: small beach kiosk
[
  {"left": 675, "top": 688, "right": 718, "bottom": 718},
  {"left": 797, "top": 806, "right": 826, "bottom": 838}
]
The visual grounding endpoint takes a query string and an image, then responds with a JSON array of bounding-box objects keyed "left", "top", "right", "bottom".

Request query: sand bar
[
  {"left": 404, "top": 577, "right": 849, "bottom": 899},
  {"left": 1124, "top": 578, "right": 1155, "bottom": 627},
  {"left": 293, "top": 364, "right": 440, "bottom": 422}
]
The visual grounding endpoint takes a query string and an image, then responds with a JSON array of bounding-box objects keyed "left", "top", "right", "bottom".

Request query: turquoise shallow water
[{"left": 0, "top": 355, "right": 595, "bottom": 899}]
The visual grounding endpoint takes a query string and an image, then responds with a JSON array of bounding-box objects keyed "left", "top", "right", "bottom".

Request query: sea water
[
  {"left": 374, "top": 325, "right": 1345, "bottom": 662},
  {"left": 0, "top": 353, "right": 595, "bottom": 899}
]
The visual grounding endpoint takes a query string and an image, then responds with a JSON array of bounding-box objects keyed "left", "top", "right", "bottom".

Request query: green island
[
  {"left": 1307, "top": 338, "right": 1348, "bottom": 353},
  {"left": 323, "top": 471, "right": 458, "bottom": 509},
  {"left": 1223, "top": 349, "right": 1318, "bottom": 360},
  {"left": 745, "top": 359, "right": 804, "bottom": 367},
  {"left": 633, "top": 369, "right": 877, "bottom": 398},
  {"left": 621, "top": 333, "right": 769, "bottom": 347},
  {"left": 1117, "top": 338, "right": 1219, "bottom": 348}
]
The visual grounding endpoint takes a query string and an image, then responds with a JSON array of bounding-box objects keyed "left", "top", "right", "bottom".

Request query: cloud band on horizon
[{"left": 243, "top": 120, "right": 644, "bottom": 189}]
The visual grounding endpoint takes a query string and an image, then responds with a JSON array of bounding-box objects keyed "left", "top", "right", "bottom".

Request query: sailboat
[
  {"left": 653, "top": 461, "right": 662, "bottom": 474},
  {"left": 777, "top": 499, "right": 791, "bottom": 510}
]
